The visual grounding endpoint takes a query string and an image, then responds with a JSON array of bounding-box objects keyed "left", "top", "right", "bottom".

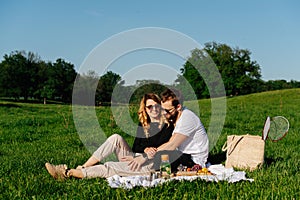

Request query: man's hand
[
  {"left": 120, "top": 155, "right": 134, "bottom": 162},
  {"left": 144, "top": 147, "right": 157, "bottom": 159},
  {"left": 128, "top": 156, "right": 147, "bottom": 171}
]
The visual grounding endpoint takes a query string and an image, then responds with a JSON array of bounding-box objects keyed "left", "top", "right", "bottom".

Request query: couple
[{"left": 45, "top": 88, "right": 209, "bottom": 180}]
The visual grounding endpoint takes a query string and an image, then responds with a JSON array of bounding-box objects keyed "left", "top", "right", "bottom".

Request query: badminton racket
[{"left": 268, "top": 116, "right": 289, "bottom": 142}]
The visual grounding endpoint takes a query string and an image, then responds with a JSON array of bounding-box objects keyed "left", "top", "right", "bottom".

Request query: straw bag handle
[{"left": 222, "top": 135, "right": 244, "bottom": 155}]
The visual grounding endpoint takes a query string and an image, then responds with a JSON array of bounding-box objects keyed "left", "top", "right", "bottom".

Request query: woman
[{"left": 45, "top": 93, "right": 174, "bottom": 179}]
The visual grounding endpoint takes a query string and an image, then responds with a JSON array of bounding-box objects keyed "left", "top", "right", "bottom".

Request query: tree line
[
  {"left": 0, "top": 42, "right": 299, "bottom": 104},
  {"left": 176, "top": 42, "right": 300, "bottom": 99}
]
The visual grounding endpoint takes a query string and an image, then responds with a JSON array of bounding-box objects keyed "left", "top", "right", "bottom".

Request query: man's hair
[{"left": 160, "top": 88, "right": 184, "bottom": 107}]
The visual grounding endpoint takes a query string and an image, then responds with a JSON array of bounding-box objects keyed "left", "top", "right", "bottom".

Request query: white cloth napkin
[{"left": 106, "top": 164, "right": 254, "bottom": 189}]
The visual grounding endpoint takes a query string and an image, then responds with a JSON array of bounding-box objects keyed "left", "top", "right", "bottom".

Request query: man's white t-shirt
[{"left": 173, "top": 108, "right": 209, "bottom": 165}]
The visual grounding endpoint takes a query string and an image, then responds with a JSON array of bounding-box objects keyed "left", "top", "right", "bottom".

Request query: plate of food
[{"left": 176, "top": 164, "right": 214, "bottom": 176}]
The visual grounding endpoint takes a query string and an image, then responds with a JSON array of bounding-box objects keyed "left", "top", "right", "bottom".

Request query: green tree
[
  {"left": 204, "top": 42, "right": 262, "bottom": 96},
  {"left": 0, "top": 51, "right": 40, "bottom": 100},
  {"left": 32, "top": 61, "right": 53, "bottom": 104},
  {"left": 176, "top": 48, "right": 224, "bottom": 99},
  {"left": 50, "top": 59, "right": 77, "bottom": 102},
  {"left": 129, "top": 80, "right": 168, "bottom": 104},
  {"left": 176, "top": 61, "right": 206, "bottom": 100},
  {"left": 96, "top": 71, "right": 121, "bottom": 104},
  {"left": 177, "top": 42, "right": 262, "bottom": 98},
  {"left": 72, "top": 70, "right": 99, "bottom": 106},
  {"left": 265, "top": 80, "right": 291, "bottom": 91},
  {"left": 290, "top": 80, "right": 300, "bottom": 88},
  {"left": 111, "top": 80, "right": 134, "bottom": 104}
]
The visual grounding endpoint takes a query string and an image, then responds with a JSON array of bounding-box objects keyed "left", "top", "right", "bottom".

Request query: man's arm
[
  {"left": 128, "top": 133, "right": 188, "bottom": 171},
  {"left": 157, "top": 133, "right": 187, "bottom": 151}
]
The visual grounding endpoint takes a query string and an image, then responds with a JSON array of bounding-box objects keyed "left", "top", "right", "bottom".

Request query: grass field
[{"left": 0, "top": 89, "right": 299, "bottom": 199}]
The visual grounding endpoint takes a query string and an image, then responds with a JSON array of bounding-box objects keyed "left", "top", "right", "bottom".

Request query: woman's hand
[
  {"left": 120, "top": 155, "right": 134, "bottom": 162},
  {"left": 144, "top": 147, "right": 157, "bottom": 159},
  {"left": 128, "top": 156, "right": 147, "bottom": 171}
]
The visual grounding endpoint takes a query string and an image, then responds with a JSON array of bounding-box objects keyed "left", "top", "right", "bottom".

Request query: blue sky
[{"left": 1, "top": 0, "right": 299, "bottom": 83}]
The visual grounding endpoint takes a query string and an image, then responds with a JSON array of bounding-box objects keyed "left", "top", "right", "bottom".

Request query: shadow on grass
[
  {"left": 208, "top": 152, "right": 226, "bottom": 165},
  {"left": 0, "top": 103, "right": 21, "bottom": 108},
  {"left": 264, "top": 157, "right": 284, "bottom": 166},
  {"left": 207, "top": 154, "right": 284, "bottom": 167}
]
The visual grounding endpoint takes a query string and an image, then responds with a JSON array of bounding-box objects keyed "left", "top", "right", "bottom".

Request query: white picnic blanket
[{"left": 106, "top": 164, "right": 254, "bottom": 189}]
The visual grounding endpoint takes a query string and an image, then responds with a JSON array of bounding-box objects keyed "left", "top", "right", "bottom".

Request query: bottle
[{"left": 160, "top": 154, "right": 171, "bottom": 178}]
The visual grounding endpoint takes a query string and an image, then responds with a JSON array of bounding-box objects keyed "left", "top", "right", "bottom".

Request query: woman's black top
[{"left": 132, "top": 122, "right": 174, "bottom": 153}]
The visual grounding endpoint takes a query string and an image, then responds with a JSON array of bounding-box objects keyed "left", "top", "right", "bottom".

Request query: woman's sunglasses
[{"left": 146, "top": 104, "right": 161, "bottom": 110}]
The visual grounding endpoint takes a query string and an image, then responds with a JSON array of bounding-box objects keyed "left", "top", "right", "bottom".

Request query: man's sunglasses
[
  {"left": 146, "top": 104, "right": 161, "bottom": 110},
  {"left": 163, "top": 107, "right": 175, "bottom": 114}
]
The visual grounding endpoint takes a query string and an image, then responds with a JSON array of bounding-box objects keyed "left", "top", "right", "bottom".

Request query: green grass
[{"left": 0, "top": 89, "right": 299, "bottom": 199}]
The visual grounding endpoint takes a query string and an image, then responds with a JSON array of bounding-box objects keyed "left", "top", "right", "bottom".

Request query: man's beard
[{"left": 167, "top": 110, "right": 179, "bottom": 123}]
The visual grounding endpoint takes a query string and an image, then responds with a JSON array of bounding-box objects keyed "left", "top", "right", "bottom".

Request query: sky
[{"left": 1, "top": 0, "right": 300, "bottom": 85}]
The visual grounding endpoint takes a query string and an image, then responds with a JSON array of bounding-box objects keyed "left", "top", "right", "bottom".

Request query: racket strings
[{"left": 269, "top": 116, "right": 289, "bottom": 141}]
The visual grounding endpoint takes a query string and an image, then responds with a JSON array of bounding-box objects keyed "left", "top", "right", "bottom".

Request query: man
[{"left": 129, "top": 88, "right": 209, "bottom": 171}]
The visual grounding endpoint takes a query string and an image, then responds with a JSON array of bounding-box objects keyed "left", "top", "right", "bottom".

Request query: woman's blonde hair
[{"left": 138, "top": 93, "right": 167, "bottom": 138}]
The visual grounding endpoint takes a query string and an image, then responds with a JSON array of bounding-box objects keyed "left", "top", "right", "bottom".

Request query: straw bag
[{"left": 222, "top": 134, "right": 265, "bottom": 171}]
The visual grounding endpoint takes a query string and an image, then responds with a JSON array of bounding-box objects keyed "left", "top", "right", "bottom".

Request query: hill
[{"left": 0, "top": 89, "right": 299, "bottom": 199}]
